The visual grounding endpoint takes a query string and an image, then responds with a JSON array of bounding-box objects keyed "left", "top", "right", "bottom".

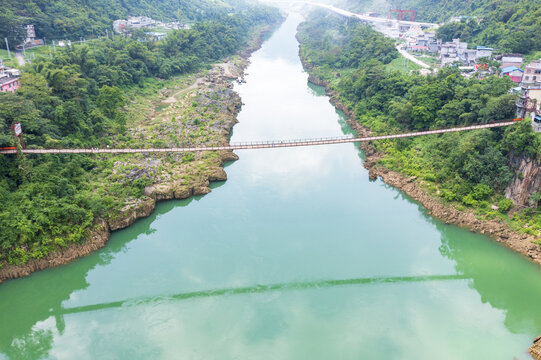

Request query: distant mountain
[{"left": 0, "top": 0, "right": 256, "bottom": 47}]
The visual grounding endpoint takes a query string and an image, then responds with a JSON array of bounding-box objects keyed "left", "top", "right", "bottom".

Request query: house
[
  {"left": 523, "top": 60, "right": 541, "bottom": 87},
  {"left": 476, "top": 46, "right": 493, "bottom": 59},
  {"left": 113, "top": 20, "right": 128, "bottom": 33},
  {"left": 501, "top": 66, "right": 524, "bottom": 83},
  {"left": 127, "top": 16, "right": 156, "bottom": 28},
  {"left": 439, "top": 39, "right": 468, "bottom": 66},
  {"left": 0, "top": 71, "right": 21, "bottom": 93},
  {"left": 525, "top": 88, "right": 541, "bottom": 132},
  {"left": 500, "top": 53, "right": 524, "bottom": 68},
  {"left": 145, "top": 32, "right": 167, "bottom": 41}
]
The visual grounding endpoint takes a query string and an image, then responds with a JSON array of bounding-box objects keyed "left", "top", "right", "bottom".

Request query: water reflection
[
  {"left": 0, "top": 203, "right": 172, "bottom": 359},
  {"left": 436, "top": 219, "right": 541, "bottom": 335}
]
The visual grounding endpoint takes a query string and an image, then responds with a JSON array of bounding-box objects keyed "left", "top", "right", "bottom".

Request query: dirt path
[{"left": 162, "top": 78, "right": 204, "bottom": 104}]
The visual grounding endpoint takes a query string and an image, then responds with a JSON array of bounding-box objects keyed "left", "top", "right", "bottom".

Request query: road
[
  {"left": 311, "top": 3, "right": 439, "bottom": 29},
  {"left": 396, "top": 44, "right": 431, "bottom": 69},
  {"left": 13, "top": 51, "right": 25, "bottom": 66},
  {"left": 310, "top": 3, "right": 434, "bottom": 70}
]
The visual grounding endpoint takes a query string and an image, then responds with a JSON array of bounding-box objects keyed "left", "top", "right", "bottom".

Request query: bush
[
  {"left": 498, "top": 198, "right": 514, "bottom": 213},
  {"left": 462, "top": 193, "right": 478, "bottom": 207},
  {"left": 472, "top": 184, "right": 493, "bottom": 201}
]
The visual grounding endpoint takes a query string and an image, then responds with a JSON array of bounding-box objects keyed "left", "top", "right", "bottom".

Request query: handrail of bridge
[{"left": 0, "top": 121, "right": 518, "bottom": 155}]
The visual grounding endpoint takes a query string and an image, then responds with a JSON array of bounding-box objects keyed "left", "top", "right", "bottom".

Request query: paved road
[
  {"left": 0, "top": 122, "right": 516, "bottom": 155},
  {"left": 310, "top": 3, "right": 439, "bottom": 29},
  {"left": 13, "top": 51, "right": 25, "bottom": 66},
  {"left": 396, "top": 44, "right": 431, "bottom": 69},
  {"left": 311, "top": 3, "right": 434, "bottom": 70}
]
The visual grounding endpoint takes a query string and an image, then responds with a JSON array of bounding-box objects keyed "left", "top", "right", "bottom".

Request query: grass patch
[
  {"left": 387, "top": 55, "right": 423, "bottom": 73},
  {"left": 0, "top": 49, "right": 20, "bottom": 68}
]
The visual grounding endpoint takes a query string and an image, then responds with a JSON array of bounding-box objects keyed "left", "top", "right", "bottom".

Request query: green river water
[{"left": 2, "top": 13, "right": 541, "bottom": 360}]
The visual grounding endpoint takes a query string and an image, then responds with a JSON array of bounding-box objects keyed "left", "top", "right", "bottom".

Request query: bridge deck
[{"left": 0, "top": 122, "right": 516, "bottom": 155}]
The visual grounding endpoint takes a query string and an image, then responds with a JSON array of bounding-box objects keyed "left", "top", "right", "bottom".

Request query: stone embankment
[{"left": 0, "top": 22, "right": 282, "bottom": 283}]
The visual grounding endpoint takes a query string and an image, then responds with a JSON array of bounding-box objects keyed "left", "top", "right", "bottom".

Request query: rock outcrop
[
  {"left": 506, "top": 154, "right": 541, "bottom": 206},
  {"left": 530, "top": 335, "right": 541, "bottom": 360}
]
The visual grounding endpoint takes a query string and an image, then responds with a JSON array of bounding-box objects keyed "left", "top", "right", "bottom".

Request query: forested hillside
[
  {"left": 339, "top": 0, "right": 541, "bottom": 54},
  {"left": 298, "top": 11, "right": 541, "bottom": 238},
  {"left": 0, "top": 4, "right": 282, "bottom": 266},
  {"left": 0, "top": 0, "right": 275, "bottom": 46}
]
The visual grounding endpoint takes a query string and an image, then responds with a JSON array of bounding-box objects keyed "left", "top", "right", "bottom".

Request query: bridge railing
[
  {"left": 0, "top": 121, "right": 518, "bottom": 155},
  {"left": 230, "top": 135, "right": 355, "bottom": 147}
]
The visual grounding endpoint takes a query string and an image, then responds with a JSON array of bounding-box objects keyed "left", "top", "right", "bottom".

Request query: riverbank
[
  {"left": 0, "top": 21, "right": 283, "bottom": 284},
  {"left": 299, "top": 52, "right": 541, "bottom": 268},
  {"left": 530, "top": 336, "right": 541, "bottom": 360}
]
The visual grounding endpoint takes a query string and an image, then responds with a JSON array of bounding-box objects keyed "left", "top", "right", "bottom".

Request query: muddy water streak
[{"left": 2, "top": 13, "right": 541, "bottom": 360}]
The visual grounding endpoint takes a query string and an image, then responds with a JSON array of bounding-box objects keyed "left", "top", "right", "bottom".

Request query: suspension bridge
[{"left": 0, "top": 121, "right": 517, "bottom": 155}]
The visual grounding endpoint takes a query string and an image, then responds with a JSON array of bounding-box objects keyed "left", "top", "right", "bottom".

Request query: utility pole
[
  {"left": 106, "top": 29, "right": 109, "bottom": 39},
  {"left": 4, "top": 38, "right": 11, "bottom": 60},
  {"left": 53, "top": 40, "right": 56, "bottom": 52}
]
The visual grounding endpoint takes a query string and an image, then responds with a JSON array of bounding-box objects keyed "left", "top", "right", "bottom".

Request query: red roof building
[{"left": 0, "top": 76, "right": 21, "bottom": 93}]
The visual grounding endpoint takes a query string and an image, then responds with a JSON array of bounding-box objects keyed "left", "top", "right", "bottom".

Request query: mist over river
[{"left": 2, "top": 13, "right": 541, "bottom": 360}]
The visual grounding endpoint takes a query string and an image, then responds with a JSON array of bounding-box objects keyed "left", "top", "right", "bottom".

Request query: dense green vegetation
[
  {"left": 299, "top": 11, "right": 541, "bottom": 235},
  {"left": 0, "top": 0, "right": 276, "bottom": 46},
  {"left": 0, "top": 4, "right": 282, "bottom": 267},
  {"left": 297, "top": 11, "right": 397, "bottom": 69},
  {"left": 339, "top": 0, "right": 541, "bottom": 54}
]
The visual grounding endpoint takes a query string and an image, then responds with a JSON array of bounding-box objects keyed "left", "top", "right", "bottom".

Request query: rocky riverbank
[
  {"left": 299, "top": 50, "right": 541, "bottom": 268},
  {"left": 0, "top": 21, "right": 283, "bottom": 284},
  {"left": 531, "top": 336, "right": 541, "bottom": 360}
]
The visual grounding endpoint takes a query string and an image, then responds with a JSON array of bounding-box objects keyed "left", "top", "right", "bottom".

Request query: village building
[
  {"left": 501, "top": 66, "right": 524, "bottom": 83},
  {"left": 113, "top": 16, "right": 183, "bottom": 34},
  {"left": 17, "top": 24, "right": 44, "bottom": 49},
  {"left": 516, "top": 87, "right": 541, "bottom": 132},
  {"left": 500, "top": 53, "right": 524, "bottom": 68},
  {"left": 523, "top": 60, "right": 541, "bottom": 87},
  {"left": 439, "top": 39, "right": 467, "bottom": 66},
  {"left": 476, "top": 46, "right": 493, "bottom": 59},
  {"left": 437, "top": 39, "right": 493, "bottom": 67},
  {"left": 0, "top": 62, "right": 21, "bottom": 93}
]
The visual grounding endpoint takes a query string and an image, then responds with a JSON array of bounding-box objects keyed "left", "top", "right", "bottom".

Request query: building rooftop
[
  {"left": 501, "top": 66, "right": 523, "bottom": 73},
  {"left": 0, "top": 74, "right": 19, "bottom": 86}
]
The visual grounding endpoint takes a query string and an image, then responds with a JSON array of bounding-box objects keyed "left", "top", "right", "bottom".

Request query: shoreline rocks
[{"left": 531, "top": 336, "right": 541, "bottom": 360}]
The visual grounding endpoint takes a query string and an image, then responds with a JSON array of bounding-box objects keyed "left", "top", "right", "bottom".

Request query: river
[{"left": 2, "top": 13, "right": 541, "bottom": 360}]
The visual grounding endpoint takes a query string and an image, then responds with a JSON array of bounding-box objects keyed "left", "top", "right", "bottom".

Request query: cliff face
[{"left": 506, "top": 154, "right": 541, "bottom": 206}]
